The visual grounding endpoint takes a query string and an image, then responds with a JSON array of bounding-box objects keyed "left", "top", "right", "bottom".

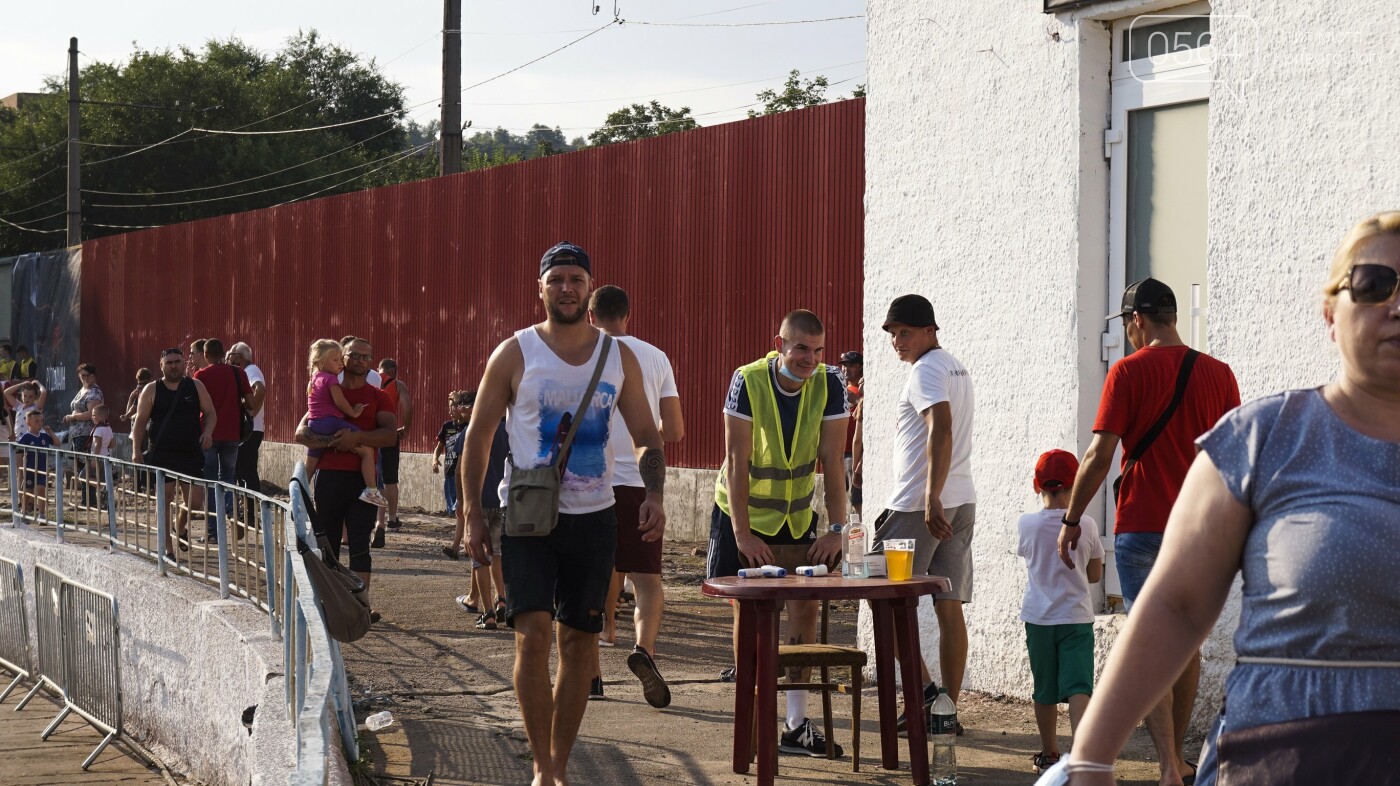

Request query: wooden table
[{"left": 702, "top": 575, "right": 951, "bottom": 786}]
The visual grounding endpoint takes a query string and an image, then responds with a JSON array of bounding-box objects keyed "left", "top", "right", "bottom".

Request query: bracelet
[
  {"left": 1061, "top": 515, "right": 1081, "bottom": 527},
  {"left": 1064, "top": 759, "right": 1115, "bottom": 774}
]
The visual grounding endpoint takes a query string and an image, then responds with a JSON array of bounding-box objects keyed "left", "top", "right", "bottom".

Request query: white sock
[{"left": 786, "top": 691, "right": 807, "bottom": 731}]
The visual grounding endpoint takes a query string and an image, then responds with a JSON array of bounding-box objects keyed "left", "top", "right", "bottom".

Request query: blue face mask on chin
[{"left": 777, "top": 363, "right": 805, "bottom": 383}]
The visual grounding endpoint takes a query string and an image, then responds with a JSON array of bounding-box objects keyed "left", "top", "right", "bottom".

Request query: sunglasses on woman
[{"left": 1340, "top": 264, "right": 1400, "bottom": 305}]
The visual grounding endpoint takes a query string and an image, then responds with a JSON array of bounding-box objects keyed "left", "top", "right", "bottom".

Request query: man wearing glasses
[
  {"left": 131, "top": 347, "right": 217, "bottom": 558},
  {"left": 295, "top": 337, "right": 399, "bottom": 623},
  {"left": 1056, "top": 277, "right": 1239, "bottom": 786}
]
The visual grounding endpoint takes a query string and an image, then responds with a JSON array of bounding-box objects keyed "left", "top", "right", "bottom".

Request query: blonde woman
[{"left": 1050, "top": 213, "right": 1400, "bottom": 786}]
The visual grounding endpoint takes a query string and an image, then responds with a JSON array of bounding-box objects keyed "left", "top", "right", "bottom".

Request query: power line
[
  {"left": 82, "top": 128, "right": 197, "bottom": 167},
  {"left": 86, "top": 221, "right": 161, "bottom": 230},
  {"left": 0, "top": 140, "right": 64, "bottom": 170},
  {"left": 624, "top": 14, "right": 864, "bottom": 27},
  {"left": 0, "top": 193, "right": 64, "bottom": 218},
  {"left": 1, "top": 208, "right": 65, "bottom": 226},
  {"left": 273, "top": 142, "right": 435, "bottom": 207},
  {"left": 0, "top": 166, "right": 63, "bottom": 197},
  {"left": 460, "top": 20, "right": 619, "bottom": 95},
  {"left": 0, "top": 215, "right": 64, "bottom": 234}
]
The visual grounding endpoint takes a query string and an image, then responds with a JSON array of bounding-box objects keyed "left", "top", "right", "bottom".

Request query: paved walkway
[{"left": 0, "top": 687, "right": 169, "bottom": 785}]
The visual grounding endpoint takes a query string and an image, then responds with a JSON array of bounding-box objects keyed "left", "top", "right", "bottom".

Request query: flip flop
[{"left": 1183, "top": 760, "right": 1198, "bottom": 786}]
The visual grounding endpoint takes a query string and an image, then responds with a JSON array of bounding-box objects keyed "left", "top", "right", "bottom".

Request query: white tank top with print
[{"left": 502, "top": 326, "right": 625, "bottom": 515}]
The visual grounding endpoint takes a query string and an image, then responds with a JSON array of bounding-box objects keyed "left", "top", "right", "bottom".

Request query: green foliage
[
  {"left": 587, "top": 101, "right": 698, "bottom": 146},
  {"left": 748, "top": 70, "right": 830, "bottom": 118},
  {"left": 0, "top": 31, "right": 425, "bottom": 256},
  {"left": 851, "top": 84, "right": 866, "bottom": 98}
]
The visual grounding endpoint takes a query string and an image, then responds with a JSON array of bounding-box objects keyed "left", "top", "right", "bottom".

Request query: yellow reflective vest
[{"left": 715, "top": 353, "right": 827, "bottom": 538}]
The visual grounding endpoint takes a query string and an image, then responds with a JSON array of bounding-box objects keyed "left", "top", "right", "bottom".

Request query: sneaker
[
  {"left": 1033, "top": 751, "right": 1061, "bottom": 774},
  {"left": 371, "top": 527, "right": 386, "bottom": 549},
  {"left": 386, "top": 518, "right": 402, "bottom": 530},
  {"left": 588, "top": 676, "right": 605, "bottom": 701},
  {"left": 370, "top": 610, "right": 381, "bottom": 624},
  {"left": 359, "top": 488, "right": 388, "bottom": 507},
  {"left": 779, "top": 718, "right": 843, "bottom": 758},
  {"left": 896, "top": 682, "right": 941, "bottom": 737},
  {"left": 627, "top": 646, "right": 672, "bottom": 709},
  {"left": 476, "top": 612, "right": 497, "bottom": 630},
  {"left": 719, "top": 667, "right": 737, "bottom": 683},
  {"left": 454, "top": 595, "right": 480, "bottom": 614}
]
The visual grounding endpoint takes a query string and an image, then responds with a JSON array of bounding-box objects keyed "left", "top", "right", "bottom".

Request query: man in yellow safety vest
[{"left": 707, "top": 309, "right": 851, "bottom": 758}]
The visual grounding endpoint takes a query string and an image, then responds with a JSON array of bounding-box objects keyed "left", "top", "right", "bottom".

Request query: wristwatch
[
  {"left": 829, "top": 522, "right": 844, "bottom": 534},
  {"left": 1061, "top": 515, "right": 1081, "bottom": 527}
]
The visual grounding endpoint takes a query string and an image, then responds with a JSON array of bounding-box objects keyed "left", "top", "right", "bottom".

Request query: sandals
[
  {"left": 442, "top": 545, "right": 461, "bottom": 560},
  {"left": 1033, "top": 751, "right": 1061, "bottom": 774}
]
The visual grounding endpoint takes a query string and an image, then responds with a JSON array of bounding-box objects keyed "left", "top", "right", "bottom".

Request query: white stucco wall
[
  {"left": 863, "top": 0, "right": 1399, "bottom": 733},
  {"left": 0, "top": 524, "right": 351, "bottom": 786}
]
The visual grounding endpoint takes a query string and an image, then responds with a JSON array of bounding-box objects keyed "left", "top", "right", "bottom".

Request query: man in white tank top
[
  {"left": 587, "top": 285, "right": 685, "bottom": 709},
  {"left": 460, "top": 242, "right": 667, "bottom": 786}
]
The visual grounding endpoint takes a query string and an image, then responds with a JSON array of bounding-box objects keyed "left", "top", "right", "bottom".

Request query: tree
[
  {"left": 850, "top": 84, "right": 866, "bottom": 98},
  {"left": 748, "top": 70, "right": 830, "bottom": 118},
  {"left": 0, "top": 32, "right": 425, "bottom": 256},
  {"left": 587, "top": 101, "right": 698, "bottom": 146}
]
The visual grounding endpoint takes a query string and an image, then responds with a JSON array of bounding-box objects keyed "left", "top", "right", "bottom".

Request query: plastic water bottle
[
  {"left": 365, "top": 711, "right": 393, "bottom": 731},
  {"left": 844, "top": 512, "right": 868, "bottom": 578},
  {"left": 930, "top": 688, "right": 958, "bottom": 785}
]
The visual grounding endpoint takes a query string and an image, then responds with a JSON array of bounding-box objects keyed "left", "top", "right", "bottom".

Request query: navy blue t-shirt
[
  {"left": 723, "top": 360, "right": 849, "bottom": 456},
  {"left": 461, "top": 419, "right": 510, "bottom": 509}
]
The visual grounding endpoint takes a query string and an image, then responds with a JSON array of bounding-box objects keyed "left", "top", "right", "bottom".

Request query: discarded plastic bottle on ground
[
  {"left": 930, "top": 687, "right": 958, "bottom": 785},
  {"left": 843, "top": 512, "right": 868, "bottom": 578},
  {"left": 365, "top": 711, "right": 393, "bottom": 731}
]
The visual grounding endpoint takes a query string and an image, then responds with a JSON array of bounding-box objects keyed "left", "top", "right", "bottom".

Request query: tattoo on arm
[{"left": 639, "top": 447, "right": 666, "bottom": 495}]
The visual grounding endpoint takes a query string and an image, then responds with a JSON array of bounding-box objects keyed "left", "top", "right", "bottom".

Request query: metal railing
[
  {"left": 2, "top": 443, "right": 353, "bottom": 784},
  {"left": 0, "top": 556, "right": 32, "bottom": 702}
]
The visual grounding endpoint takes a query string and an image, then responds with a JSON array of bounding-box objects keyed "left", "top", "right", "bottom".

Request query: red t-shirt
[
  {"left": 193, "top": 363, "right": 250, "bottom": 443},
  {"left": 1094, "top": 344, "right": 1240, "bottom": 534},
  {"left": 316, "top": 383, "right": 393, "bottom": 473}
]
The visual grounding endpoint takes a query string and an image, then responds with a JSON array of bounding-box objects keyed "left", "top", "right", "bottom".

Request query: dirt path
[{"left": 344, "top": 512, "right": 1174, "bottom": 785}]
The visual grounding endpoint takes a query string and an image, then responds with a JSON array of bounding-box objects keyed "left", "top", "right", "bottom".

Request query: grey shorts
[
  {"left": 470, "top": 508, "right": 506, "bottom": 569},
  {"left": 872, "top": 504, "right": 976, "bottom": 602}
]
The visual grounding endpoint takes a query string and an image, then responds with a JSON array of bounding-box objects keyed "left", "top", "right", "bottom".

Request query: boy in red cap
[{"left": 1017, "top": 449, "right": 1104, "bottom": 774}]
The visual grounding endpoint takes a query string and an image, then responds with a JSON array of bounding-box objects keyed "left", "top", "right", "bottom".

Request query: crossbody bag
[
  {"left": 144, "top": 377, "right": 192, "bottom": 459},
  {"left": 1113, "top": 349, "right": 1199, "bottom": 502},
  {"left": 504, "top": 334, "right": 613, "bottom": 537}
]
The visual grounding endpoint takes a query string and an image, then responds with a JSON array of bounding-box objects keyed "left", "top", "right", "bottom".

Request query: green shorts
[{"left": 1025, "top": 622, "right": 1094, "bottom": 705}]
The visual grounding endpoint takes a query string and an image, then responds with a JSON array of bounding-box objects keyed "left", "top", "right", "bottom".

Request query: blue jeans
[
  {"left": 1115, "top": 532, "right": 1164, "bottom": 612},
  {"left": 204, "top": 441, "right": 240, "bottom": 539}
]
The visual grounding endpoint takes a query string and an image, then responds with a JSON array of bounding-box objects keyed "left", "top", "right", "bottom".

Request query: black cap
[
  {"left": 882, "top": 294, "right": 938, "bottom": 331},
  {"left": 539, "top": 241, "right": 591, "bottom": 278},
  {"left": 1108, "top": 278, "right": 1177, "bottom": 321},
  {"left": 839, "top": 351, "right": 864, "bottom": 365}
]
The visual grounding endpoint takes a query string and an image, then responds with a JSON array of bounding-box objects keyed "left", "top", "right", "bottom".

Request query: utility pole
[
  {"left": 440, "top": 0, "right": 463, "bottom": 175},
  {"left": 66, "top": 37, "right": 81, "bottom": 247}
]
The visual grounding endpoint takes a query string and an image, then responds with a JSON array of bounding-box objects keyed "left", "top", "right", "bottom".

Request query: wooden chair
[{"left": 775, "top": 599, "right": 866, "bottom": 771}]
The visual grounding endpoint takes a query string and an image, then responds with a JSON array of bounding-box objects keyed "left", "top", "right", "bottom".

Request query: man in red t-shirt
[
  {"left": 192, "top": 338, "right": 252, "bottom": 542},
  {"left": 1057, "top": 278, "right": 1239, "bottom": 786},
  {"left": 295, "top": 337, "right": 397, "bottom": 623}
]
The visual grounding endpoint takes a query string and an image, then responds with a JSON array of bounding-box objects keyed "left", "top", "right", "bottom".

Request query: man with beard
[
  {"left": 461, "top": 241, "right": 667, "bottom": 786},
  {"left": 294, "top": 337, "right": 399, "bottom": 623},
  {"left": 131, "top": 347, "right": 217, "bottom": 558}
]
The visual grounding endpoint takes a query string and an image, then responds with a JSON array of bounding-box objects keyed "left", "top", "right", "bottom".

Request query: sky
[{"left": 1, "top": 0, "right": 866, "bottom": 140}]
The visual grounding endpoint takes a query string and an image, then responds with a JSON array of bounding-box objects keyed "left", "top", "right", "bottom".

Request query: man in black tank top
[{"left": 131, "top": 347, "right": 216, "bottom": 558}]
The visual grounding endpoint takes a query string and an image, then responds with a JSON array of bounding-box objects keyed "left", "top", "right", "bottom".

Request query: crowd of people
[{"left": 6, "top": 211, "right": 1394, "bottom": 786}]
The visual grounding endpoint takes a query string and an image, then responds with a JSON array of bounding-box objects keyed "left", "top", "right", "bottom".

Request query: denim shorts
[{"left": 1115, "top": 532, "right": 1165, "bottom": 611}]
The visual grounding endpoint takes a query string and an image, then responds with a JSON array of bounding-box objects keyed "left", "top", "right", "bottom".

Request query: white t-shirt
[
  {"left": 886, "top": 348, "right": 976, "bottom": 511},
  {"left": 608, "top": 335, "right": 678, "bottom": 488},
  {"left": 243, "top": 363, "right": 266, "bottom": 432},
  {"left": 1017, "top": 509, "right": 1104, "bottom": 625},
  {"left": 339, "top": 369, "right": 382, "bottom": 388},
  {"left": 90, "top": 424, "right": 114, "bottom": 456}
]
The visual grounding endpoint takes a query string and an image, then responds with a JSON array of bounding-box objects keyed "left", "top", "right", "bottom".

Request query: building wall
[
  {"left": 79, "top": 99, "right": 865, "bottom": 470},
  {"left": 863, "top": 0, "right": 1399, "bottom": 731}
]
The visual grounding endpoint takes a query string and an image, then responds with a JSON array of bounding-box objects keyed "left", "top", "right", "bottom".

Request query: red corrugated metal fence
[{"left": 80, "top": 99, "right": 864, "bottom": 469}]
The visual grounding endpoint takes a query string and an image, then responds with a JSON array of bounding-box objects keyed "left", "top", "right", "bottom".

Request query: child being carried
[{"left": 304, "top": 339, "right": 387, "bottom": 507}]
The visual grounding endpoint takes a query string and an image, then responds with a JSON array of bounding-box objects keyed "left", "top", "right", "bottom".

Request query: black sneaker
[
  {"left": 386, "top": 518, "right": 402, "bottom": 530},
  {"left": 627, "top": 646, "right": 672, "bottom": 709},
  {"left": 588, "top": 676, "right": 605, "bottom": 700},
  {"left": 371, "top": 527, "right": 385, "bottom": 549},
  {"left": 719, "top": 667, "right": 737, "bottom": 683},
  {"left": 779, "top": 718, "right": 843, "bottom": 758},
  {"left": 896, "top": 682, "right": 941, "bottom": 737}
]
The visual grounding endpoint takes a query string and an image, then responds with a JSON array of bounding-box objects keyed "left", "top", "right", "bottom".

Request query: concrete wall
[
  {"left": 863, "top": 0, "right": 1399, "bottom": 732},
  {"left": 0, "top": 524, "right": 350, "bottom": 786},
  {"left": 258, "top": 441, "right": 842, "bottom": 543}
]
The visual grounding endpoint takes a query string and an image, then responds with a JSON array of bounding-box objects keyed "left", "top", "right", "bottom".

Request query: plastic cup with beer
[{"left": 883, "top": 538, "right": 916, "bottom": 581}]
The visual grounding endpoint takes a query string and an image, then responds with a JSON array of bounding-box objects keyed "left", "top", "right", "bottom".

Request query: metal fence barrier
[
  {"left": 43, "top": 577, "right": 122, "bottom": 770},
  {"left": 0, "top": 556, "right": 32, "bottom": 702},
  {"left": 16, "top": 563, "right": 65, "bottom": 712},
  {"left": 3, "top": 444, "right": 352, "bottom": 784}
]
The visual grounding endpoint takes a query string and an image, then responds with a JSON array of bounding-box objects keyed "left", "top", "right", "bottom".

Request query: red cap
[{"left": 1034, "top": 449, "right": 1079, "bottom": 493}]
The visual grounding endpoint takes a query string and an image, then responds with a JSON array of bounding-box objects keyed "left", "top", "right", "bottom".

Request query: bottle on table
[
  {"left": 843, "top": 512, "right": 867, "bottom": 578},
  {"left": 930, "top": 687, "right": 958, "bottom": 785}
]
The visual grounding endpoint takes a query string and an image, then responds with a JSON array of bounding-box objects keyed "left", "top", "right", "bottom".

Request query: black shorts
[
  {"left": 501, "top": 507, "right": 617, "bottom": 633},
  {"left": 706, "top": 504, "right": 818, "bottom": 579},
  {"left": 146, "top": 449, "right": 205, "bottom": 479},
  {"left": 379, "top": 439, "right": 400, "bottom": 485}
]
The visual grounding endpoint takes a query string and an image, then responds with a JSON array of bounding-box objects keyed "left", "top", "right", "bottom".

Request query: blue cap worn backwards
[{"left": 539, "top": 241, "right": 591, "bottom": 278}]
